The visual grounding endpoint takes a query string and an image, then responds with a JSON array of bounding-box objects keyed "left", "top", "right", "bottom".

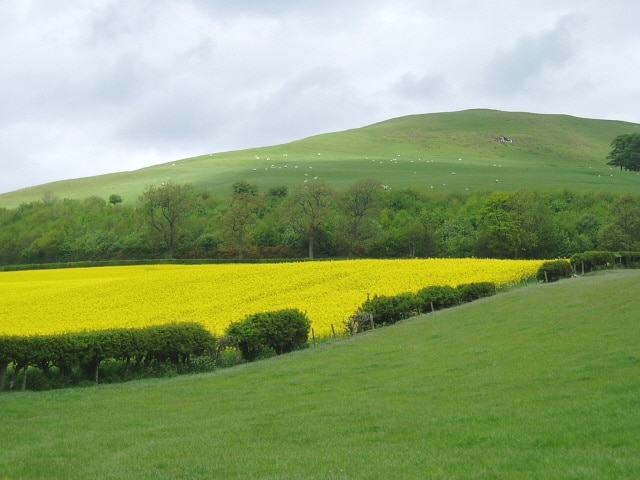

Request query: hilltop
[{"left": 1, "top": 109, "right": 639, "bottom": 208}]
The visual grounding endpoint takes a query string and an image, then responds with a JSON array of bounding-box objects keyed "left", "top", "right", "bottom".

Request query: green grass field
[
  {"left": 1, "top": 109, "right": 639, "bottom": 208},
  {"left": 2, "top": 270, "right": 638, "bottom": 479}
]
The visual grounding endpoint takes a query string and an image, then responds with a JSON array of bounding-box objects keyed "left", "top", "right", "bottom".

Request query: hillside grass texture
[
  {"left": 1, "top": 270, "right": 639, "bottom": 479},
  {"left": 1, "top": 109, "right": 639, "bottom": 208}
]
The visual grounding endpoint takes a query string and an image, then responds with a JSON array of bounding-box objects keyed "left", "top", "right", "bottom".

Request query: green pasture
[
  {"left": 1, "top": 109, "right": 639, "bottom": 208},
  {"left": 2, "top": 270, "right": 639, "bottom": 479}
]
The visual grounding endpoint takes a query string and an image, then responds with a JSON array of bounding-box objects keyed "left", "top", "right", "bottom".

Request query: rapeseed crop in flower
[{"left": 0, "top": 259, "right": 544, "bottom": 337}]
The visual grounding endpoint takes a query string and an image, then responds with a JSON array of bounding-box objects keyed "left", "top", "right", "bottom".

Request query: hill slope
[
  {"left": 1, "top": 270, "right": 639, "bottom": 478},
  {"left": 1, "top": 109, "right": 639, "bottom": 208}
]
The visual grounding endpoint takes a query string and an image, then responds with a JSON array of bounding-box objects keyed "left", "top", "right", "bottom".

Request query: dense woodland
[{"left": 1, "top": 178, "right": 639, "bottom": 265}]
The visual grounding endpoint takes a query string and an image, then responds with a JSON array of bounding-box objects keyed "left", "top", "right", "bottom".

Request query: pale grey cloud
[
  {"left": 1, "top": 0, "right": 639, "bottom": 194},
  {"left": 482, "top": 14, "right": 580, "bottom": 95},
  {"left": 390, "top": 73, "right": 449, "bottom": 101},
  {"left": 236, "top": 66, "right": 374, "bottom": 145}
]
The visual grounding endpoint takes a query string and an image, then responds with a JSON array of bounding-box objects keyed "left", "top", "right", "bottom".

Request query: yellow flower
[{"left": 0, "top": 259, "right": 544, "bottom": 337}]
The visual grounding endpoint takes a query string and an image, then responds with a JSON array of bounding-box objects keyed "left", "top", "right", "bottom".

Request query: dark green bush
[
  {"left": 416, "top": 285, "right": 460, "bottom": 311},
  {"left": 225, "top": 321, "right": 263, "bottom": 361},
  {"left": 226, "top": 309, "right": 310, "bottom": 361},
  {"left": 142, "top": 323, "right": 215, "bottom": 365},
  {"left": 617, "top": 251, "right": 640, "bottom": 267},
  {"left": 456, "top": 282, "right": 497, "bottom": 301},
  {"left": 0, "top": 323, "right": 216, "bottom": 391},
  {"left": 214, "top": 348, "right": 246, "bottom": 368},
  {"left": 536, "top": 260, "right": 573, "bottom": 282},
  {"left": 357, "top": 292, "right": 421, "bottom": 327},
  {"left": 353, "top": 282, "right": 500, "bottom": 335},
  {"left": 570, "top": 251, "right": 616, "bottom": 272},
  {"left": 570, "top": 251, "right": 640, "bottom": 272},
  {"left": 177, "top": 355, "right": 217, "bottom": 374},
  {"left": 17, "top": 367, "right": 54, "bottom": 391}
]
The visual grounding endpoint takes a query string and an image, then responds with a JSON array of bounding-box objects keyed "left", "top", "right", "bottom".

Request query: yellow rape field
[{"left": 0, "top": 259, "right": 544, "bottom": 337}]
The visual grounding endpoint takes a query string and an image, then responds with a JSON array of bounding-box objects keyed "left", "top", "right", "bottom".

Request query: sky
[{"left": 1, "top": 0, "right": 639, "bottom": 194}]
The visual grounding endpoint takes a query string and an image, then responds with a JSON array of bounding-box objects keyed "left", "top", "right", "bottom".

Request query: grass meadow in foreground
[{"left": 1, "top": 270, "right": 639, "bottom": 479}]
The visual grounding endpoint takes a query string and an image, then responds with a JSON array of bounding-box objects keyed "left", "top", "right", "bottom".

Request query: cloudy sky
[{"left": 1, "top": 0, "right": 639, "bottom": 194}]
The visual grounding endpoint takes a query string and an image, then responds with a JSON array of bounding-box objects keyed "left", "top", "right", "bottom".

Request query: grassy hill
[
  {"left": 2, "top": 270, "right": 639, "bottom": 478},
  {"left": 1, "top": 109, "right": 639, "bottom": 208}
]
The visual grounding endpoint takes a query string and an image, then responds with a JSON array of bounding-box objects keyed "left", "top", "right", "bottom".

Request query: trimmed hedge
[
  {"left": 456, "top": 282, "right": 497, "bottom": 302},
  {"left": 570, "top": 251, "right": 616, "bottom": 272},
  {"left": 356, "top": 293, "right": 422, "bottom": 328},
  {"left": 569, "top": 250, "right": 640, "bottom": 273},
  {"left": 226, "top": 309, "right": 311, "bottom": 361},
  {"left": 355, "top": 282, "right": 497, "bottom": 331},
  {"left": 537, "top": 260, "right": 573, "bottom": 282},
  {"left": 0, "top": 323, "right": 215, "bottom": 391},
  {"left": 617, "top": 251, "right": 640, "bottom": 267},
  {"left": 416, "top": 285, "right": 460, "bottom": 311}
]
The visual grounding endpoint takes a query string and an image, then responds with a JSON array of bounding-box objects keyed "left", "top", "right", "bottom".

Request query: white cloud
[{"left": 1, "top": 0, "right": 639, "bottom": 193}]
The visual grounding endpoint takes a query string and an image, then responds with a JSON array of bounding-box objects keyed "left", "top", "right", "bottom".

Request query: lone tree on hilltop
[
  {"left": 109, "top": 194, "right": 123, "bottom": 206},
  {"left": 606, "top": 133, "right": 640, "bottom": 172}
]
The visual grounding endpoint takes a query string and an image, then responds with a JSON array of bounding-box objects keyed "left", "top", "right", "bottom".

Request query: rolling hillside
[
  {"left": 1, "top": 109, "right": 639, "bottom": 208},
  {"left": 1, "top": 270, "right": 639, "bottom": 478}
]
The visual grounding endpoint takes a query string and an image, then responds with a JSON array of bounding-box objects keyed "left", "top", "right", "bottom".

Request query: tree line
[{"left": 1, "top": 178, "right": 639, "bottom": 265}]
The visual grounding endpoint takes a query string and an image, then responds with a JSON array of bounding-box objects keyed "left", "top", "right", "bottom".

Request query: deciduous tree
[
  {"left": 283, "top": 180, "right": 335, "bottom": 259},
  {"left": 139, "top": 182, "right": 194, "bottom": 257},
  {"left": 221, "top": 182, "right": 263, "bottom": 259},
  {"left": 606, "top": 133, "right": 640, "bottom": 171},
  {"left": 337, "top": 178, "right": 382, "bottom": 257},
  {"left": 109, "top": 194, "right": 123, "bottom": 206},
  {"left": 598, "top": 194, "right": 640, "bottom": 250}
]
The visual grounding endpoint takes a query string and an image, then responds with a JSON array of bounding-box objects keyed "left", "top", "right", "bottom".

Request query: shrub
[
  {"left": 0, "top": 323, "right": 216, "bottom": 390},
  {"left": 178, "top": 355, "right": 217, "bottom": 374},
  {"left": 536, "top": 260, "right": 573, "bottom": 282},
  {"left": 570, "top": 251, "right": 616, "bottom": 272},
  {"left": 416, "top": 285, "right": 460, "bottom": 312},
  {"left": 141, "top": 323, "right": 215, "bottom": 365},
  {"left": 617, "top": 251, "right": 640, "bottom": 268},
  {"left": 214, "top": 348, "right": 245, "bottom": 368},
  {"left": 20, "top": 367, "right": 55, "bottom": 391},
  {"left": 357, "top": 292, "right": 421, "bottom": 327},
  {"left": 226, "top": 309, "right": 310, "bottom": 361},
  {"left": 456, "top": 282, "right": 497, "bottom": 301}
]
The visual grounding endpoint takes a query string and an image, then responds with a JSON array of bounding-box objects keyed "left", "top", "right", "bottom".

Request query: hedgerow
[
  {"left": 0, "top": 323, "right": 215, "bottom": 391},
  {"left": 536, "top": 260, "right": 573, "bottom": 282},
  {"left": 570, "top": 251, "right": 616, "bottom": 272},
  {"left": 354, "top": 282, "right": 497, "bottom": 330}
]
